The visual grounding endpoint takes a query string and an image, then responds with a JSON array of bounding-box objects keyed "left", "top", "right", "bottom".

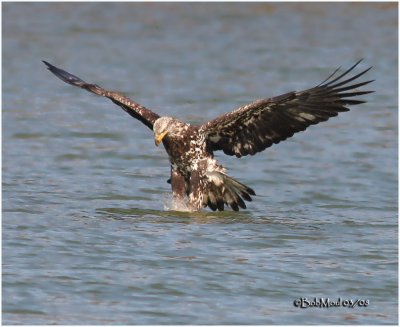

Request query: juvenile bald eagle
[{"left": 43, "top": 60, "right": 373, "bottom": 211}]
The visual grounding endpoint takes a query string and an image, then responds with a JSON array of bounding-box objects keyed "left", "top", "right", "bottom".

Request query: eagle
[{"left": 43, "top": 60, "right": 373, "bottom": 211}]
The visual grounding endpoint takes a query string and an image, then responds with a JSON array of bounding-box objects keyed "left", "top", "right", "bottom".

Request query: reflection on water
[{"left": 3, "top": 2, "right": 398, "bottom": 325}]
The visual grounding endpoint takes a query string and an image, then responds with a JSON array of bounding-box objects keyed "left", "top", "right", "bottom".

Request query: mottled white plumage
[{"left": 44, "top": 60, "right": 373, "bottom": 211}]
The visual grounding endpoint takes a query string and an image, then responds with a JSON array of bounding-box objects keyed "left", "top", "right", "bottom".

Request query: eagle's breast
[{"left": 163, "top": 124, "right": 208, "bottom": 175}]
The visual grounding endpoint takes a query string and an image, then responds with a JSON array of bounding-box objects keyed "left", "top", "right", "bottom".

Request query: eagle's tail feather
[{"left": 205, "top": 172, "right": 255, "bottom": 211}]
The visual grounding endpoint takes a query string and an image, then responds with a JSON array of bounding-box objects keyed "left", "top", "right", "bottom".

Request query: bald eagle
[{"left": 43, "top": 60, "right": 373, "bottom": 211}]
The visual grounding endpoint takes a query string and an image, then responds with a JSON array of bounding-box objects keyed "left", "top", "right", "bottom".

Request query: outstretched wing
[
  {"left": 43, "top": 61, "right": 159, "bottom": 130},
  {"left": 201, "top": 60, "right": 374, "bottom": 157}
]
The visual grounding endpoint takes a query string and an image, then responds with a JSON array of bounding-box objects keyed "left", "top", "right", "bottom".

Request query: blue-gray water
[{"left": 3, "top": 3, "right": 398, "bottom": 324}]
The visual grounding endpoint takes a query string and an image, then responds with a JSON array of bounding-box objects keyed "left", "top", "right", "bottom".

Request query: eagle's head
[{"left": 153, "top": 116, "right": 182, "bottom": 146}]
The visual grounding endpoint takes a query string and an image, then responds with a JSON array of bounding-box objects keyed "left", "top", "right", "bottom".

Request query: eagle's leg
[
  {"left": 188, "top": 168, "right": 208, "bottom": 211},
  {"left": 170, "top": 168, "right": 190, "bottom": 207}
]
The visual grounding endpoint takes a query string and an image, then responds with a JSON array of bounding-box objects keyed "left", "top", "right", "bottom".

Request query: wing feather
[
  {"left": 43, "top": 61, "right": 159, "bottom": 130},
  {"left": 201, "top": 60, "right": 373, "bottom": 157}
]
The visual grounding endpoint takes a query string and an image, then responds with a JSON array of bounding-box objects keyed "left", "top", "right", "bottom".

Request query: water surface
[{"left": 3, "top": 3, "right": 398, "bottom": 324}]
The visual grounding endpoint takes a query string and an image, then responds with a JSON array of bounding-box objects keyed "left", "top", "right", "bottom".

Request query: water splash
[{"left": 162, "top": 194, "right": 196, "bottom": 212}]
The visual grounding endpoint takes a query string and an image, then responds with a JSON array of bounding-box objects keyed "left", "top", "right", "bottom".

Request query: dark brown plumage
[
  {"left": 43, "top": 60, "right": 373, "bottom": 211},
  {"left": 201, "top": 61, "right": 373, "bottom": 157}
]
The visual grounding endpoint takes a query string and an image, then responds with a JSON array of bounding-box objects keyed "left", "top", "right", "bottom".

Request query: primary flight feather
[{"left": 43, "top": 60, "right": 373, "bottom": 211}]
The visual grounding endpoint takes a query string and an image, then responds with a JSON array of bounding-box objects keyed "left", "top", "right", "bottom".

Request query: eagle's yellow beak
[{"left": 154, "top": 130, "right": 168, "bottom": 146}]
